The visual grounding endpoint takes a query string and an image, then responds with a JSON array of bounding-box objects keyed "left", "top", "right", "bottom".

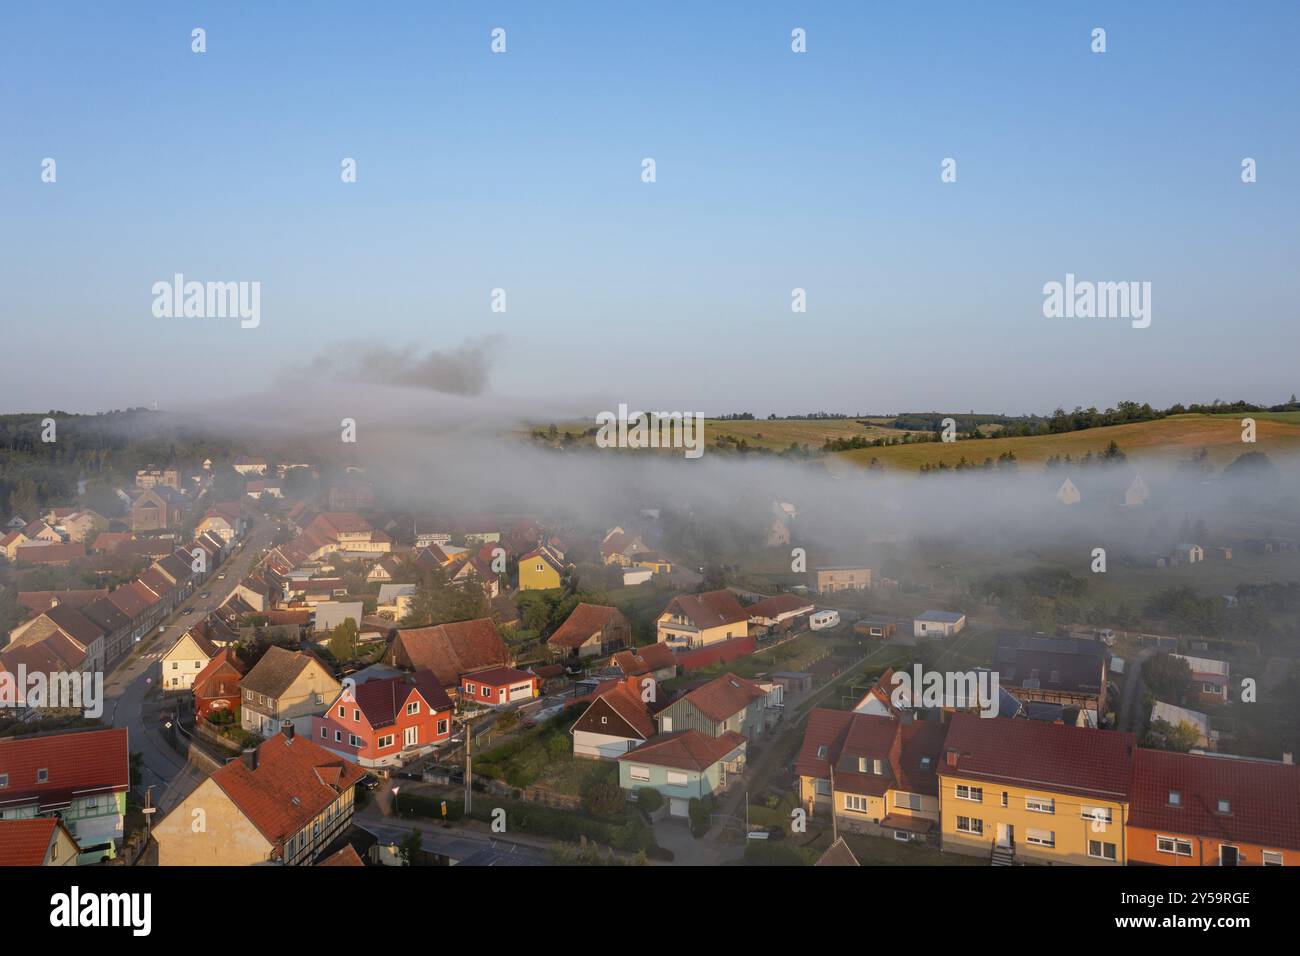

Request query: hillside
[{"left": 830, "top": 414, "right": 1300, "bottom": 473}]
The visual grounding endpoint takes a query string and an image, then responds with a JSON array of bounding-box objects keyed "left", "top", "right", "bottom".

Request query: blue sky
[{"left": 1, "top": 1, "right": 1297, "bottom": 416}]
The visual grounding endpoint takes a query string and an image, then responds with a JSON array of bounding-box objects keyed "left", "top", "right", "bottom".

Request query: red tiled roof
[
  {"left": 939, "top": 713, "right": 1134, "bottom": 801},
  {"left": 209, "top": 733, "right": 365, "bottom": 850},
  {"left": 17, "top": 590, "right": 108, "bottom": 614},
  {"left": 0, "top": 728, "right": 130, "bottom": 810},
  {"left": 549, "top": 603, "right": 625, "bottom": 649},
  {"left": 612, "top": 643, "right": 677, "bottom": 676},
  {"left": 662, "top": 589, "right": 747, "bottom": 628},
  {"left": 745, "top": 592, "right": 815, "bottom": 620},
  {"left": 317, "top": 843, "right": 364, "bottom": 867},
  {"left": 679, "top": 672, "right": 767, "bottom": 722},
  {"left": 350, "top": 671, "right": 451, "bottom": 729},
  {"left": 193, "top": 648, "right": 246, "bottom": 699},
  {"left": 618, "top": 730, "right": 746, "bottom": 772},
  {"left": 0, "top": 817, "right": 77, "bottom": 866},
  {"left": 464, "top": 666, "right": 534, "bottom": 687},
  {"left": 1131, "top": 748, "right": 1300, "bottom": 851},
  {"left": 387, "top": 619, "right": 510, "bottom": 688}
]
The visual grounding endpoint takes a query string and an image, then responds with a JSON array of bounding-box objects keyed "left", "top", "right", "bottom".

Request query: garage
[{"left": 669, "top": 797, "right": 690, "bottom": 818}]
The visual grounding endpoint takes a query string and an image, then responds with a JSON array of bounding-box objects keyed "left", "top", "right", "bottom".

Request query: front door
[
  {"left": 404, "top": 726, "right": 418, "bottom": 748},
  {"left": 1221, "top": 845, "right": 1239, "bottom": 866},
  {"left": 996, "top": 823, "right": 1014, "bottom": 847}
]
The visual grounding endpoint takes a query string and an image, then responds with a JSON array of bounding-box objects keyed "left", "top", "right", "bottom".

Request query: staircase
[{"left": 990, "top": 845, "right": 1015, "bottom": 866}]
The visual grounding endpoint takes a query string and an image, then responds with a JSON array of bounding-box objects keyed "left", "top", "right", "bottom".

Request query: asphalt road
[
  {"left": 103, "top": 514, "right": 282, "bottom": 811},
  {"left": 358, "top": 805, "right": 549, "bottom": 866}
]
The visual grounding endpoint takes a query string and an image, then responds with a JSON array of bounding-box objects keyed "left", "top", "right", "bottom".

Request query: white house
[
  {"left": 913, "top": 610, "right": 966, "bottom": 638},
  {"left": 809, "top": 609, "right": 840, "bottom": 630},
  {"left": 160, "top": 629, "right": 220, "bottom": 690}
]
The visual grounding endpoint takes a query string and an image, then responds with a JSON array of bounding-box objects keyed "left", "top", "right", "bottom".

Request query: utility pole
[{"left": 462, "top": 711, "right": 474, "bottom": 815}]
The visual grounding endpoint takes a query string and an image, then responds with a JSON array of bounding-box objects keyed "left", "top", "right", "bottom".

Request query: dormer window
[
  {"left": 1218, "top": 799, "right": 1231, "bottom": 814},
  {"left": 1168, "top": 790, "right": 1181, "bottom": 807},
  {"left": 36, "top": 768, "right": 48, "bottom": 783},
  {"left": 816, "top": 745, "right": 828, "bottom": 759}
]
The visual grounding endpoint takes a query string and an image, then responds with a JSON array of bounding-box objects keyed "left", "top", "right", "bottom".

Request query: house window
[
  {"left": 1157, "top": 836, "right": 1193, "bottom": 857},
  {"left": 1168, "top": 790, "right": 1181, "bottom": 807},
  {"left": 1263, "top": 851, "right": 1283, "bottom": 866},
  {"left": 320, "top": 727, "right": 327, "bottom": 739},
  {"left": 1025, "top": 796, "right": 1054, "bottom": 814},
  {"left": 0, "top": 774, "right": 7, "bottom": 788},
  {"left": 378, "top": 734, "right": 394, "bottom": 749},
  {"left": 245, "top": 690, "right": 253, "bottom": 701},
  {"left": 844, "top": 794, "right": 870, "bottom": 813},
  {"left": 666, "top": 771, "right": 688, "bottom": 786},
  {"left": 629, "top": 766, "right": 650, "bottom": 782},
  {"left": 334, "top": 730, "right": 342, "bottom": 742},
  {"left": 1081, "top": 806, "right": 1112, "bottom": 827},
  {"left": 407, "top": 702, "right": 419, "bottom": 716},
  {"left": 349, "top": 734, "right": 361, "bottom": 747},
  {"left": 481, "top": 687, "right": 491, "bottom": 698},
  {"left": 1026, "top": 829, "right": 1055, "bottom": 848},
  {"left": 956, "top": 816, "right": 983, "bottom": 835},
  {"left": 171, "top": 662, "right": 178, "bottom": 670},
  {"left": 893, "top": 830, "right": 910, "bottom": 842},
  {"left": 465, "top": 683, "right": 475, "bottom": 695},
  {"left": 1089, "top": 840, "right": 1117, "bottom": 861},
  {"left": 955, "top": 785, "right": 982, "bottom": 803},
  {"left": 337, "top": 705, "right": 345, "bottom": 718},
  {"left": 36, "top": 769, "right": 48, "bottom": 783},
  {"left": 895, "top": 792, "right": 923, "bottom": 811},
  {"left": 661, "top": 717, "right": 673, "bottom": 732},
  {"left": 1000, "top": 791, "right": 1008, "bottom": 808},
  {"left": 1217, "top": 799, "right": 1231, "bottom": 814},
  {"left": 437, "top": 719, "right": 449, "bottom": 735},
  {"left": 816, "top": 745, "right": 828, "bottom": 759},
  {"left": 815, "top": 779, "right": 831, "bottom": 796},
  {"left": 353, "top": 709, "right": 360, "bottom": 722}
]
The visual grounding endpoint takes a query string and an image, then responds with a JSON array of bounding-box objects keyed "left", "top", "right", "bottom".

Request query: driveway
[{"left": 653, "top": 817, "right": 744, "bottom": 866}]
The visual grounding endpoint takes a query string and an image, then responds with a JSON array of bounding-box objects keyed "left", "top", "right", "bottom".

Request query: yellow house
[
  {"left": 631, "top": 551, "right": 673, "bottom": 574},
  {"left": 519, "top": 545, "right": 565, "bottom": 591},
  {"left": 0, "top": 818, "right": 80, "bottom": 866},
  {"left": 153, "top": 728, "right": 364, "bottom": 866},
  {"left": 795, "top": 709, "right": 946, "bottom": 845},
  {"left": 938, "top": 714, "right": 1134, "bottom": 865},
  {"left": 655, "top": 590, "right": 748, "bottom": 649}
]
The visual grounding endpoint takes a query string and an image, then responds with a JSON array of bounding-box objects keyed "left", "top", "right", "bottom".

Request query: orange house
[{"left": 1128, "top": 748, "right": 1300, "bottom": 866}]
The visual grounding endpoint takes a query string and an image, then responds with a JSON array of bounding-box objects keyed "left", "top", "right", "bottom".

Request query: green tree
[
  {"left": 399, "top": 829, "right": 422, "bottom": 866},
  {"left": 328, "top": 618, "right": 359, "bottom": 662}
]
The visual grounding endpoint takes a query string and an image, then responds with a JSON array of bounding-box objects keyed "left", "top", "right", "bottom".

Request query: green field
[{"left": 830, "top": 414, "right": 1300, "bottom": 473}]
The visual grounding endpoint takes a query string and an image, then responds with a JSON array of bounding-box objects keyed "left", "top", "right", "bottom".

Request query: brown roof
[
  {"left": 193, "top": 648, "right": 247, "bottom": 699},
  {"left": 548, "top": 603, "right": 625, "bottom": 650},
  {"left": 17, "top": 590, "right": 108, "bottom": 614},
  {"left": 350, "top": 671, "right": 451, "bottom": 729},
  {"left": 618, "top": 730, "right": 746, "bottom": 772},
  {"left": 662, "top": 589, "right": 747, "bottom": 628},
  {"left": 574, "top": 679, "right": 657, "bottom": 740},
  {"left": 815, "top": 836, "right": 860, "bottom": 867},
  {"left": 387, "top": 619, "right": 510, "bottom": 687},
  {"left": 208, "top": 733, "right": 365, "bottom": 851},
  {"left": 939, "top": 713, "right": 1134, "bottom": 802},
  {"left": 612, "top": 643, "right": 677, "bottom": 677},
  {"left": 678, "top": 672, "right": 767, "bottom": 722},
  {"left": 745, "top": 592, "right": 815, "bottom": 620},
  {"left": 241, "top": 646, "right": 331, "bottom": 698}
]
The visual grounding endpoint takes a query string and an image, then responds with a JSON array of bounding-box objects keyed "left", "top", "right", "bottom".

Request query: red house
[
  {"left": 312, "top": 671, "right": 453, "bottom": 768},
  {"left": 192, "top": 648, "right": 247, "bottom": 719},
  {"left": 460, "top": 667, "right": 539, "bottom": 708}
]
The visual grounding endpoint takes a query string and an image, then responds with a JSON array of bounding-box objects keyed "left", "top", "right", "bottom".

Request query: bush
[
  {"left": 688, "top": 797, "right": 713, "bottom": 838},
  {"left": 582, "top": 779, "right": 625, "bottom": 818},
  {"left": 636, "top": 787, "right": 664, "bottom": 812},
  {"left": 545, "top": 734, "right": 570, "bottom": 759}
]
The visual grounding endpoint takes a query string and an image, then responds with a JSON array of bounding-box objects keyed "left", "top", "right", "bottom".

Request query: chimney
[
  {"left": 1284, "top": 752, "right": 1294, "bottom": 766},
  {"left": 281, "top": 721, "right": 295, "bottom": 741},
  {"left": 945, "top": 749, "right": 959, "bottom": 768},
  {"left": 241, "top": 748, "right": 258, "bottom": 771}
]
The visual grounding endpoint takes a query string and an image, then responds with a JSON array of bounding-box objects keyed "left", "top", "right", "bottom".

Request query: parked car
[{"left": 198, "top": 592, "right": 211, "bottom": 599}]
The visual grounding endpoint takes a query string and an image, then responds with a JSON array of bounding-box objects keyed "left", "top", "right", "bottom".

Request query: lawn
[{"left": 829, "top": 414, "right": 1300, "bottom": 473}]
